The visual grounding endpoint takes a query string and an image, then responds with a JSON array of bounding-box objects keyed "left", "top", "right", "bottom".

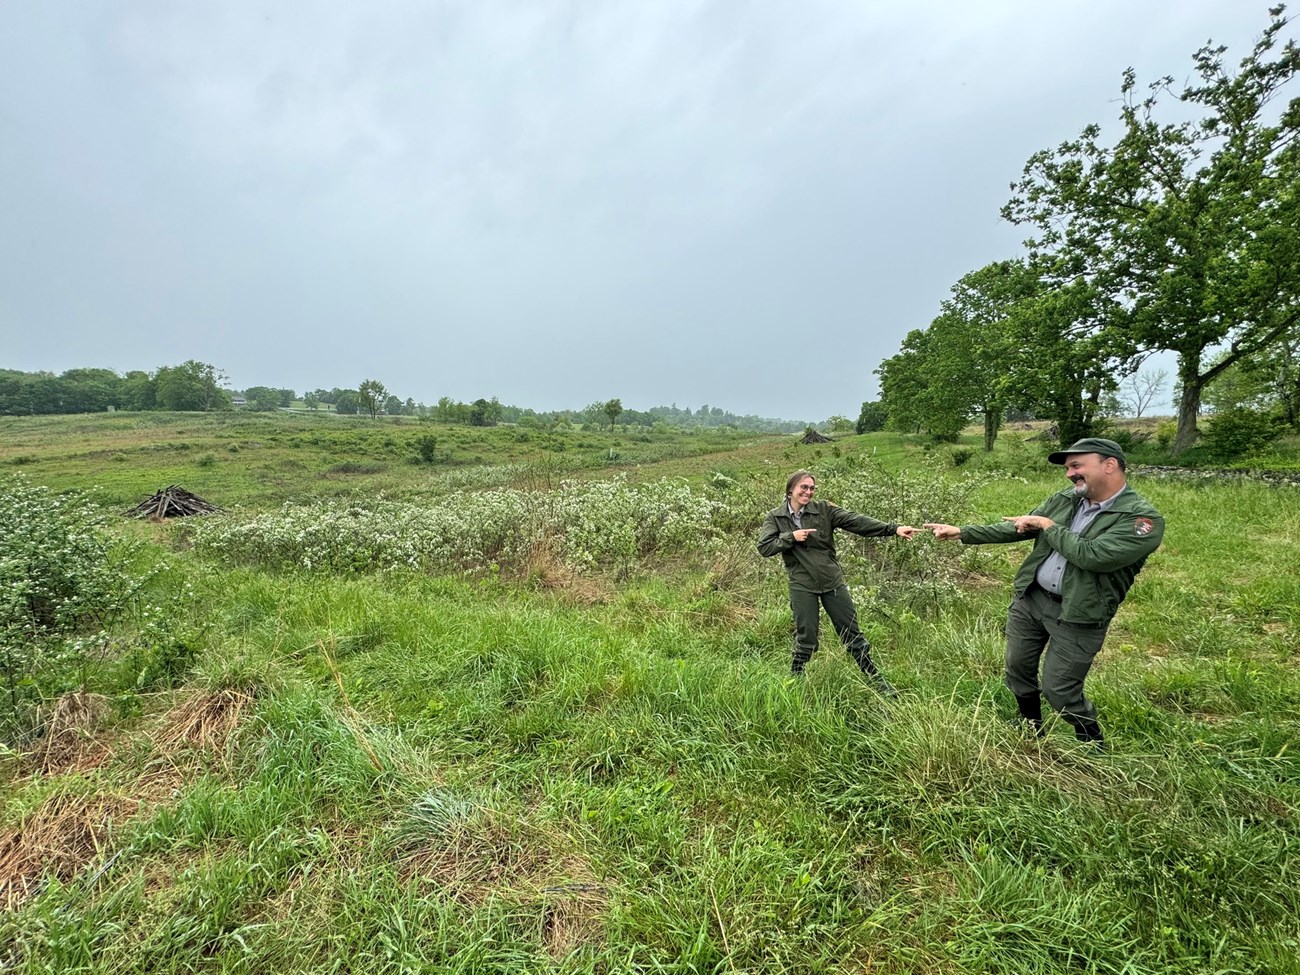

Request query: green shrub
[
  {"left": 0, "top": 476, "right": 143, "bottom": 736},
  {"left": 1155, "top": 420, "right": 1177, "bottom": 449},
  {"left": 1093, "top": 425, "right": 1145, "bottom": 454},
  {"left": 1203, "top": 408, "right": 1281, "bottom": 461},
  {"left": 413, "top": 433, "right": 439, "bottom": 464}
]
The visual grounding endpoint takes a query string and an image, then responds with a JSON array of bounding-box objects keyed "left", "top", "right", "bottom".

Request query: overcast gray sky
[{"left": 0, "top": 2, "right": 1281, "bottom": 422}]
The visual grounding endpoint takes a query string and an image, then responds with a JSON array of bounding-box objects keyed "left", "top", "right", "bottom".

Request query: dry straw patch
[
  {"left": 534, "top": 871, "right": 609, "bottom": 960},
  {"left": 523, "top": 543, "right": 614, "bottom": 606},
  {"left": 0, "top": 686, "right": 257, "bottom": 910},
  {"left": 153, "top": 685, "right": 256, "bottom": 759},
  {"left": 394, "top": 801, "right": 606, "bottom": 923},
  {"left": 25, "top": 691, "right": 113, "bottom": 775},
  {"left": 0, "top": 788, "right": 136, "bottom": 909}
]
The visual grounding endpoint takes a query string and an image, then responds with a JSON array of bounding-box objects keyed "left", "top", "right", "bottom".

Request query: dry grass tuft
[
  {"left": 532, "top": 865, "right": 609, "bottom": 959},
  {"left": 523, "top": 545, "right": 613, "bottom": 606},
  {"left": 394, "top": 801, "right": 605, "bottom": 931},
  {"left": 153, "top": 686, "right": 256, "bottom": 757},
  {"left": 27, "top": 691, "right": 113, "bottom": 775},
  {"left": 0, "top": 789, "right": 136, "bottom": 909}
]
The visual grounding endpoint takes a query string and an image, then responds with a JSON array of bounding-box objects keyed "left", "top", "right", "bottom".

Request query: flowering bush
[
  {"left": 778, "top": 456, "right": 1008, "bottom": 612},
  {"left": 0, "top": 476, "right": 144, "bottom": 731},
  {"left": 189, "top": 476, "right": 720, "bottom": 576}
]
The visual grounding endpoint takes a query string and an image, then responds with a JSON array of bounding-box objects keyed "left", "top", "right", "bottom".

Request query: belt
[{"left": 1032, "top": 583, "right": 1062, "bottom": 602}]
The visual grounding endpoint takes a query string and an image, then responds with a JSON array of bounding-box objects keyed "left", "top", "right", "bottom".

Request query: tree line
[
  {"left": 0, "top": 362, "right": 232, "bottom": 415},
  {"left": 0, "top": 365, "right": 811, "bottom": 433},
  {"left": 872, "top": 7, "right": 1300, "bottom": 455}
]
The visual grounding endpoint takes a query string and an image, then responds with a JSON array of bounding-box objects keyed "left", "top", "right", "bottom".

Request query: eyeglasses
[{"left": 794, "top": 484, "right": 816, "bottom": 492}]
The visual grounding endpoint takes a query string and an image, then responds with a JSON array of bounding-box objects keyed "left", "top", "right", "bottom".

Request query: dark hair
[{"left": 785, "top": 470, "right": 815, "bottom": 499}]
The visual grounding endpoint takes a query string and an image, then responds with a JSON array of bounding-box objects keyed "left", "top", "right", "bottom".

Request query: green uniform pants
[
  {"left": 1005, "top": 585, "right": 1109, "bottom": 730},
  {"left": 789, "top": 585, "right": 875, "bottom": 673}
]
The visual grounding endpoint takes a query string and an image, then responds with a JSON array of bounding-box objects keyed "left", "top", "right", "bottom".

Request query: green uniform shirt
[
  {"left": 959, "top": 484, "right": 1164, "bottom": 625},
  {"left": 757, "top": 499, "right": 898, "bottom": 593}
]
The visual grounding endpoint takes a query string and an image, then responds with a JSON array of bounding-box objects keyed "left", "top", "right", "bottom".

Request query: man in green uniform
[
  {"left": 758, "top": 470, "right": 919, "bottom": 693},
  {"left": 925, "top": 438, "right": 1164, "bottom": 746}
]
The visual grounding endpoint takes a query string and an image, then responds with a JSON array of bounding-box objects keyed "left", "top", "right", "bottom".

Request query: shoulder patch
[{"left": 1134, "top": 516, "right": 1154, "bottom": 536}]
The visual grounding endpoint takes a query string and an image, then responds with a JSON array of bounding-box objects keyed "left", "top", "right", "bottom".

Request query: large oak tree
[{"left": 1003, "top": 7, "right": 1300, "bottom": 453}]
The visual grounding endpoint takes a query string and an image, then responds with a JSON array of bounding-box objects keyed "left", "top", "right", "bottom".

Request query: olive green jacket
[
  {"left": 757, "top": 499, "right": 898, "bottom": 593},
  {"left": 959, "top": 485, "right": 1164, "bottom": 625}
]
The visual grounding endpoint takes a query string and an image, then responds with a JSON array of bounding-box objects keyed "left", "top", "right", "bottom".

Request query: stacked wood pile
[
  {"left": 126, "top": 486, "right": 221, "bottom": 520},
  {"left": 799, "top": 429, "right": 833, "bottom": 444}
]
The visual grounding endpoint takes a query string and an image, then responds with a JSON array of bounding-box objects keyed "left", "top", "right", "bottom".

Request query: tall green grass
[{"left": 2, "top": 419, "right": 1297, "bottom": 973}]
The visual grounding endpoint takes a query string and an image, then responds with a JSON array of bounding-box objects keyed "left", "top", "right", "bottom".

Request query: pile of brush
[{"left": 125, "top": 486, "right": 221, "bottom": 520}]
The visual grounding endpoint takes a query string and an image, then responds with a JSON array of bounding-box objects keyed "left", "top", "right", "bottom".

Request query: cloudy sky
[{"left": 0, "top": 2, "right": 1280, "bottom": 422}]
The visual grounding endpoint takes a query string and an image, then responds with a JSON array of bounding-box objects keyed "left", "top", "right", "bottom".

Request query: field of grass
[{"left": 2, "top": 413, "right": 1298, "bottom": 974}]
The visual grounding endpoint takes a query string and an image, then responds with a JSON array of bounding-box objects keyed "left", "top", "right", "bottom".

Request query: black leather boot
[
  {"left": 850, "top": 646, "right": 899, "bottom": 697},
  {"left": 1069, "top": 716, "right": 1105, "bottom": 749},
  {"left": 791, "top": 647, "right": 814, "bottom": 675},
  {"left": 1015, "top": 693, "right": 1045, "bottom": 737}
]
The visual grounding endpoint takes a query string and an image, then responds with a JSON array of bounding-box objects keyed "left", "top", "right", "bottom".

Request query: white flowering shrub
[
  {"left": 0, "top": 476, "right": 144, "bottom": 732},
  {"left": 189, "top": 476, "right": 720, "bottom": 576},
  {"left": 744, "top": 456, "right": 1010, "bottom": 613}
]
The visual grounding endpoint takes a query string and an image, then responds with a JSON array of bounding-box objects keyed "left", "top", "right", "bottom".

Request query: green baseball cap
[{"left": 1047, "top": 437, "right": 1127, "bottom": 465}]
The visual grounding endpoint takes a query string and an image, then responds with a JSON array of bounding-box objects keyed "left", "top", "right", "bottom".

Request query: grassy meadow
[{"left": 1, "top": 412, "right": 1298, "bottom": 974}]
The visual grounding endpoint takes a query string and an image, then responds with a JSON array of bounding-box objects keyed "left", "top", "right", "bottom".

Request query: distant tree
[
  {"left": 855, "top": 401, "right": 888, "bottom": 434},
  {"left": 603, "top": 398, "right": 624, "bottom": 430},
  {"left": 119, "top": 371, "right": 155, "bottom": 411},
  {"left": 0, "top": 370, "right": 38, "bottom": 414},
  {"left": 242, "top": 386, "right": 283, "bottom": 411},
  {"left": 334, "top": 390, "right": 361, "bottom": 415},
  {"left": 303, "top": 392, "right": 321, "bottom": 411},
  {"left": 153, "top": 360, "right": 231, "bottom": 411},
  {"left": 358, "top": 379, "right": 387, "bottom": 419},
  {"left": 878, "top": 328, "right": 965, "bottom": 439},
  {"left": 468, "top": 397, "right": 496, "bottom": 426},
  {"left": 58, "top": 368, "right": 123, "bottom": 413},
  {"left": 278, "top": 388, "right": 295, "bottom": 408},
  {"left": 827, "top": 415, "right": 854, "bottom": 434},
  {"left": 432, "top": 396, "right": 468, "bottom": 424},
  {"left": 1117, "top": 368, "right": 1168, "bottom": 419},
  {"left": 384, "top": 394, "right": 403, "bottom": 416}
]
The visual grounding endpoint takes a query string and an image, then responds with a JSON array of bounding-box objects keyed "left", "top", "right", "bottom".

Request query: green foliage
[
  {"left": 878, "top": 261, "right": 1055, "bottom": 448},
  {"left": 811, "top": 454, "right": 993, "bottom": 610},
  {"left": 334, "top": 389, "right": 361, "bottom": 414},
  {"left": 0, "top": 476, "right": 143, "bottom": 734},
  {"left": 358, "top": 379, "right": 387, "bottom": 419},
  {"left": 153, "top": 360, "right": 232, "bottom": 412},
  {"left": 1202, "top": 407, "right": 1283, "bottom": 461},
  {"left": 241, "top": 386, "right": 284, "bottom": 412},
  {"left": 413, "top": 433, "right": 439, "bottom": 464},
  {"left": 855, "top": 400, "right": 887, "bottom": 433},
  {"left": 1003, "top": 9, "right": 1300, "bottom": 453},
  {"left": 603, "top": 398, "right": 623, "bottom": 430}
]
